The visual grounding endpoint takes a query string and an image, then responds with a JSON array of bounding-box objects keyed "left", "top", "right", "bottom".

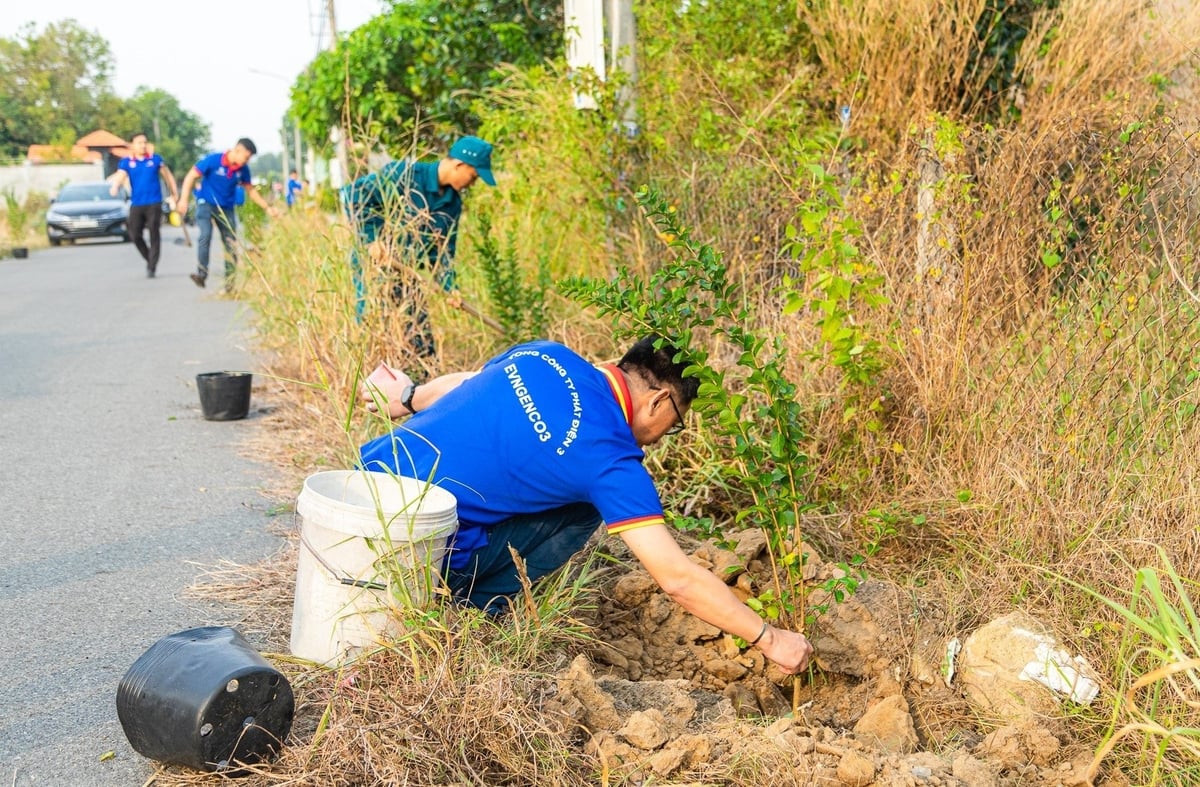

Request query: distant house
[
  {"left": 26, "top": 130, "right": 131, "bottom": 176},
  {"left": 74, "top": 130, "right": 131, "bottom": 177},
  {"left": 25, "top": 144, "right": 101, "bottom": 164}
]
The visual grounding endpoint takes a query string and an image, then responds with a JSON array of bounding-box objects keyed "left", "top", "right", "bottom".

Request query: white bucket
[{"left": 289, "top": 470, "right": 457, "bottom": 665}]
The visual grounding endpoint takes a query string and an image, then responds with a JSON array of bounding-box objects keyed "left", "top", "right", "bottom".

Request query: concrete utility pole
[
  {"left": 564, "top": 0, "right": 638, "bottom": 133},
  {"left": 610, "top": 0, "right": 638, "bottom": 134},
  {"left": 326, "top": 0, "right": 349, "bottom": 188},
  {"left": 280, "top": 125, "right": 290, "bottom": 184}
]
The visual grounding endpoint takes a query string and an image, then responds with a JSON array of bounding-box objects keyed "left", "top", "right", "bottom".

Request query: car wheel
[{"left": 48, "top": 236, "right": 61, "bottom": 246}]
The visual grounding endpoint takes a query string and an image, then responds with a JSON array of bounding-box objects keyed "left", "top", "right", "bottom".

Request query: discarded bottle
[{"left": 116, "top": 626, "right": 294, "bottom": 774}]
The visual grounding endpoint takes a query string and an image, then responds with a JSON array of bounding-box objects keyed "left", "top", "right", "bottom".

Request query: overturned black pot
[{"left": 116, "top": 626, "right": 294, "bottom": 774}]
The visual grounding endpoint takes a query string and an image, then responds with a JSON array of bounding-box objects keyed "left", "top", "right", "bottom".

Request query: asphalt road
[{"left": 0, "top": 228, "right": 286, "bottom": 786}]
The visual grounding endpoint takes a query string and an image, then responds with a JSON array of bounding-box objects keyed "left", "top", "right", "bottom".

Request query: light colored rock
[
  {"left": 618, "top": 708, "right": 670, "bottom": 750},
  {"left": 730, "top": 528, "right": 768, "bottom": 564},
  {"left": 673, "top": 734, "right": 713, "bottom": 766},
  {"left": 836, "top": 751, "right": 877, "bottom": 787},
  {"left": 957, "top": 611, "right": 1098, "bottom": 725},
  {"left": 612, "top": 571, "right": 658, "bottom": 607},
  {"left": 951, "top": 753, "right": 1000, "bottom": 787},
  {"left": 799, "top": 540, "right": 823, "bottom": 581},
  {"left": 974, "top": 726, "right": 1025, "bottom": 770},
  {"left": 557, "top": 654, "right": 622, "bottom": 731},
  {"left": 853, "top": 694, "right": 919, "bottom": 754},
  {"left": 648, "top": 746, "right": 688, "bottom": 776},
  {"left": 1024, "top": 725, "right": 1062, "bottom": 766},
  {"left": 810, "top": 580, "right": 906, "bottom": 679},
  {"left": 705, "top": 656, "right": 750, "bottom": 682},
  {"left": 764, "top": 715, "right": 795, "bottom": 739}
]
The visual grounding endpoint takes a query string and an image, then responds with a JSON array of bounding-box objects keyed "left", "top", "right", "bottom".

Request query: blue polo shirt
[
  {"left": 287, "top": 177, "right": 303, "bottom": 206},
  {"left": 119, "top": 154, "right": 166, "bottom": 206},
  {"left": 359, "top": 340, "right": 665, "bottom": 570},
  {"left": 342, "top": 159, "right": 463, "bottom": 285},
  {"left": 193, "top": 152, "right": 252, "bottom": 209}
]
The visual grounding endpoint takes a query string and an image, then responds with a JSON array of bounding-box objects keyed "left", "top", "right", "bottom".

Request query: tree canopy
[
  {"left": 289, "top": 0, "right": 562, "bottom": 156},
  {"left": 0, "top": 19, "right": 209, "bottom": 171}
]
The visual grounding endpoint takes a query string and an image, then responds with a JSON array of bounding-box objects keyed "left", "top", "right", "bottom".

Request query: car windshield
[{"left": 57, "top": 184, "right": 121, "bottom": 202}]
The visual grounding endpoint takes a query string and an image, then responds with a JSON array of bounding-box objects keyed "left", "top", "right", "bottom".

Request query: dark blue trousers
[{"left": 444, "top": 503, "right": 602, "bottom": 612}]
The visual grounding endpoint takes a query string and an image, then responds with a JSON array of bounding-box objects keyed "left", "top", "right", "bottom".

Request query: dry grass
[
  {"left": 167, "top": 0, "right": 1200, "bottom": 783},
  {"left": 149, "top": 607, "right": 598, "bottom": 786}
]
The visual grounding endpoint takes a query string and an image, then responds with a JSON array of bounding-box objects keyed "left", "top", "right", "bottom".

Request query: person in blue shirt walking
[
  {"left": 357, "top": 335, "right": 814, "bottom": 675},
  {"left": 286, "top": 170, "right": 305, "bottom": 208},
  {"left": 108, "top": 133, "right": 179, "bottom": 278},
  {"left": 175, "top": 138, "right": 278, "bottom": 291},
  {"left": 341, "top": 135, "right": 496, "bottom": 357}
]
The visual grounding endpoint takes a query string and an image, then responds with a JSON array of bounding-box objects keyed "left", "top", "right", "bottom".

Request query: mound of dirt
[{"left": 559, "top": 533, "right": 1110, "bottom": 786}]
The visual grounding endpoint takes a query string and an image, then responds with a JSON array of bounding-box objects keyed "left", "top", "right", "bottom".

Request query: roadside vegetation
[{"left": 163, "top": 0, "right": 1200, "bottom": 784}]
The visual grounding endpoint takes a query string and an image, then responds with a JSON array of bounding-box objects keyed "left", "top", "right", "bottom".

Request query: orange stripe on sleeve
[{"left": 606, "top": 515, "right": 665, "bottom": 534}]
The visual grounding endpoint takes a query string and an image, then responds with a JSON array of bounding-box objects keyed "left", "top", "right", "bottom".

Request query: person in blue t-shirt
[
  {"left": 175, "top": 138, "right": 279, "bottom": 291},
  {"left": 358, "top": 335, "right": 814, "bottom": 676},
  {"left": 340, "top": 135, "right": 496, "bottom": 358},
  {"left": 109, "top": 133, "right": 179, "bottom": 278},
  {"left": 286, "top": 170, "right": 305, "bottom": 208}
]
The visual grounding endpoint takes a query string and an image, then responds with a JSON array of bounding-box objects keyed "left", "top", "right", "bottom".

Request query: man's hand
[
  {"left": 360, "top": 362, "right": 415, "bottom": 418},
  {"left": 176, "top": 197, "right": 190, "bottom": 216},
  {"left": 109, "top": 183, "right": 119, "bottom": 197},
  {"left": 446, "top": 290, "right": 464, "bottom": 310},
  {"left": 267, "top": 205, "right": 282, "bottom": 220},
  {"left": 756, "top": 626, "right": 814, "bottom": 674}
]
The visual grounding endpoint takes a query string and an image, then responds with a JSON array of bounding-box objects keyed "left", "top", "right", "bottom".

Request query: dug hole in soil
[{"left": 554, "top": 529, "right": 1113, "bottom": 787}]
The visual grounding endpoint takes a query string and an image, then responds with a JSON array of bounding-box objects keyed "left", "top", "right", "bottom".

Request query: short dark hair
[
  {"left": 618, "top": 334, "right": 699, "bottom": 404},
  {"left": 131, "top": 132, "right": 148, "bottom": 143},
  {"left": 236, "top": 137, "right": 257, "bottom": 155}
]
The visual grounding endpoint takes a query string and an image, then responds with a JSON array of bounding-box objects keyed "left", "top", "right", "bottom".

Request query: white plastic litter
[
  {"left": 943, "top": 637, "right": 962, "bottom": 687},
  {"left": 1015, "top": 628, "right": 1100, "bottom": 705}
]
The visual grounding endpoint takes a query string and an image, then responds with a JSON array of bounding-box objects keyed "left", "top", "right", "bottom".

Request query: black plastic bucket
[
  {"left": 196, "top": 371, "right": 252, "bottom": 421},
  {"left": 116, "top": 626, "right": 294, "bottom": 774},
  {"left": 12, "top": 247, "right": 28, "bottom": 259}
]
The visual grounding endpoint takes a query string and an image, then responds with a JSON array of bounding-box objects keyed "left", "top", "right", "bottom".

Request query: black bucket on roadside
[
  {"left": 196, "top": 371, "right": 252, "bottom": 421},
  {"left": 12, "top": 247, "right": 28, "bottom": 259},
  {"left": 116, "top": 626, "right": 294, "bottom": 775}
]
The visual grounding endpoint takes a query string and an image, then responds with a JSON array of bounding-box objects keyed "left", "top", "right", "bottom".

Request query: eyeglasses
[{"left": 652, "top": 387, "right": 687, "bottom": 435}]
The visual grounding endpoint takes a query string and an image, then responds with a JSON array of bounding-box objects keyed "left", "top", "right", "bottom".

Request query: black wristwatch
[{"left": 400, "top": 383, "right": 418, "bottom": 415}]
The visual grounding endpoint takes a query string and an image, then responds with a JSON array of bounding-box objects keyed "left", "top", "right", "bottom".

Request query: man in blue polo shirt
[
  {"left": 358, "top": 335, "right": 814, "bottom": 676},
  {"left": 341, "top": 135, "right": 496, "bottom": 357},
  {"left": 109, "top": 133, "right": 179, "bottom": 278},
  {"left": 286, "top": 170, "right": 305, "bottom": 208},
  {"left": 175, "top": 138, "right": 278, "bottom": 291}
]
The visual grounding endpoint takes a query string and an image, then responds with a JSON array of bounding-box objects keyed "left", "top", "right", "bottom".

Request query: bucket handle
[{"left": 298, "top": 528, "right": 388, "bottom": 591}]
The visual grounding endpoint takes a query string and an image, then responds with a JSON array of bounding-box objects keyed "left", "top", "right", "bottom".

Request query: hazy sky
[{"left": 3, "top": 0, "right": 388, "bottom": 160}]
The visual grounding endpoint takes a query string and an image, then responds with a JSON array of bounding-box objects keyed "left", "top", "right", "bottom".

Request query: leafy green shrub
[
  {"left": 562, "top": 186, "right": 818, "bottom": 628},
  {"left": 2, "top": 188, "right": 29, "bottom": 241},
  {"left": 473, "top": 212, "right": 550, "bottom": 344}
]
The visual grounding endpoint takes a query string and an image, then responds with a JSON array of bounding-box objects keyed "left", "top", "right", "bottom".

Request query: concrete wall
[{"left": 0, "top": 162, "right": 105, "bottom": 202}]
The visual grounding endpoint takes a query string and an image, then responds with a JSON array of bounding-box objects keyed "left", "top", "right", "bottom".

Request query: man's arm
[
  {"left": 176, "top": 168, "right": 200, "bottom": 214},
  {"left": 159, "top": 164, "right": 179, "bottom": 202},
  {"left": 244, "top": 182, "right": 273, "bottom": 212},
  {"left": 619, "top": 524, "right": 814, "bottom": 675},
  {"left": 360, "top": 367, "right": 477, "bottom": 418},
  {"left": 244, "top": 184, "right": 280, "bottom": 217},
  {"left": 109, "top": 169, "right": 129, "bottom": 196}
]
